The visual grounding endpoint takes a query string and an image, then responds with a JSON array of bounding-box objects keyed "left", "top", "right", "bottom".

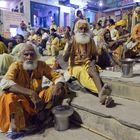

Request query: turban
[
  {"left": 74, "top": 19, "right": 89, "bottom": 33},
  {"left": 135, "top": 7, "right": 140, "bottom": 13},
  {"left": 115, "top": 19, "right": 127, "bottom": 27}
]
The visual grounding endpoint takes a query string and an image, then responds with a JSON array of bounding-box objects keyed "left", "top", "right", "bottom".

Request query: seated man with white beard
[
  {"left": 0, "top": 43, "right": 67, "bottom": 133},
  {"left": 63, "top": 19, "right": 114, "bottom": 107}
]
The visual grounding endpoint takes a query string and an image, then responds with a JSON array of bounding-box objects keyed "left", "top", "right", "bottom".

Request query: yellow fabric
[
  {"left": 51, "top": 37, "right": 59, "bottom": 48},
  {"left": 36, "top": 35, "right": 42, "bottom": 44},
  {"left": 28, "top": 34, "right": 37, "bottom": 42},
  {"left": 0, "top": 60, "right": 61, "bottom": 132},
  {"left": 131, "top": 8, "right": 140, "bottom": 31},
  {"left": 68, "top": 38, "right": 98, "bottom": 94},
  {"left": 128, "top": 23, "right": 140, "bottom": 56},
  {"left": 112, "top": 45, "right": 123, "bottom": 63},
  {"left": 109, "top": 25, "right": 119, "bottom": 40},
  {"left": 48, "top": 37, "right": 60, "bottom": 56},
  {"left": 4, "top": 61, "right": 60, "bottom": 89},
  {"left": 45, "top": 57, "right": 57, "bottom": 68},
  {"left": 74, "top": 19, "right": 89, "bottom": 33},
  {"left": 78, "top": 23, "right": 88, "bottom": 28},
  {"left": 0, "top": 41, "right": 7, "bottom": 54},
  {"left": 131, "top": 23, "right": 140, "bottom": 42},
  {"left": 115, "top": 19, "right": 127, "bottom": 27},
  {"left": 59, "top": 38, "right": 66, "bottom": 50},
  {"left": 68, "top": 60, "right": 98, "bottom": 94},
  {"left": 0, "top": 53, "right": 15, "bottom": 75},
  {"left": 0, "top": 87, "right": 54, "bottom": 132},
  {"left": 11, "top": 43, "right": 26, "bottom": 57}
]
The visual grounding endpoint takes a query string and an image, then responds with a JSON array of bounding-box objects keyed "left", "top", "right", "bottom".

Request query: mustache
[
  {"left": 25, "top": 60, "right": 34, "bottom": 64},
  {"left": 78, "top": 32, "right": 90, "bottom": 36},
  {"left": 23, "top": 60, "right": 38, "bottom": 70}
]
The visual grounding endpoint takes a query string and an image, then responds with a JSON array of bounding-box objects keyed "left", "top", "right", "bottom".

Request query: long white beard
[
  {"left": 75, "top": 32, "right": 90, "bottom": 44},
  {"left": 23, "top": 60, "right": 38, "bottom": 71}
]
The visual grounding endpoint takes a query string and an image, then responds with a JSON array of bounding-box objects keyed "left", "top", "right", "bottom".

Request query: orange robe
[
  {"left": 0, "top": 60, "right": 61, "bottom": 132},
  {"left": 126, "top": 23, "right": 140, "bottom": 58}
]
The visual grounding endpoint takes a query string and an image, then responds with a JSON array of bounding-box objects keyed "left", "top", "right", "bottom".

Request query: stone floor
[
  {"left": 0, "top": 125, "right": 108, "bottom": 140},
  {"left": 1, "top": 53, "right": 140, "bottom": 140}
]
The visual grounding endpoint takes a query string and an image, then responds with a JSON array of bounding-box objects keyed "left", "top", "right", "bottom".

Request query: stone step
[
  {"left": 100, "top": 70, "right": 140, "bottom": 102},
  {"left": 70, "top": 92, "right": 140, "bottom": 140},
  {"left": 0, "top": 125, "right": 108, "bottom": 140}
]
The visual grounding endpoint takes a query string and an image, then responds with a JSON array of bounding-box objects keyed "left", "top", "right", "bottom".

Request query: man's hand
[
  {"left": 30, "top": 91, "right": 45, "bottom": 112},
  {"left": 51, "top": 82, "right": 66, "bottom": 105}
]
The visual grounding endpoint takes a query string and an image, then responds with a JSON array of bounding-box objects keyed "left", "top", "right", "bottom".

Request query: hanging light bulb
[
  {"left": 134, "top": 0, "right": 139, "bottom": 2},
  {"left": 99, "top": 1, "right": 103, "bottom": 7}
]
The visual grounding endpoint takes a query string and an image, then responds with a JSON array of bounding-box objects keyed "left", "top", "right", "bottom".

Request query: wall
[
  {"left": 0, "top": 10, "right": 26, "bottom": 37},
  {"left": 84, "top": 10, "right": 96, "bottom": 23},
  {"left": 59, "top": 5, "right": 71, "bottom": 27},
  {"left": 0, "top": 1, "right": 10, "bottom": 10},
  {"left": 95, "top": 6, "right": 133, "bottom": 22},
  {"left": 0, "top": 0, "right": 21, "bottom": 11},
  {"left": 23, "top": 0, "right": 71, "bottom": 27},
  {"left": 70, "top": 0, "right": 87, "bottom": 9}
]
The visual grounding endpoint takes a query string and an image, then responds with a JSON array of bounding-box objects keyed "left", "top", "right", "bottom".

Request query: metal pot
[
  {"left": 52, "top": 105, "right": 74, "bottom": 131},
  {"left": 121, "top": 58, "right": 134, "bottom": 78}
]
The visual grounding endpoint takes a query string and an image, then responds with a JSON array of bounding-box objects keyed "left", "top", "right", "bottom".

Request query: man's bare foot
[
  {"left": 99, "top": 83, "right": 112, "bottom": 98},
  {"left": 105, "top": 96, "right": 114, "bottom": 107},
  {"left": 99, "top": 83, "right": 114, "bottom": 107}
]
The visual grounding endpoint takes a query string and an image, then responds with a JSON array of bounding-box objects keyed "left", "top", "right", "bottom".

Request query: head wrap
[
  {"left": 115, "top": 19, "right": 127, "bottom": 27},
  {"left": 135, "top": 7, "right": 140, "bottom": 13},
  {"left": 74, "top": 19, "right": 90, "bottom": 33}
]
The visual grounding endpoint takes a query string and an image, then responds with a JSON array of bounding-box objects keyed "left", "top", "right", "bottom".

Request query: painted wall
[
  {"left": 0, "top": 10, "right": 26, "bottom": 37},
  {"left": 84, "top": 10, "right": 96, "bottom": 23},
  {"left": 70, "top": 0, "right": 87, "bottom": 9},
  {"left": 59, "top": 5, "right": 71, "bottom": 27},
  {"left": 0, "top": 0, "right": 21, "bottom": 11},
  {"left": 23, "top": 0, "right": 71, "bottom": 27}
]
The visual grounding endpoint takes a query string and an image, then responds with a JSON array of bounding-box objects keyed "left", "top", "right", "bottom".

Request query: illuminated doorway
[
  {"left": 64, "top": 13, "right": 69, "bottom": 27},
  {"left": 30, "top": 1, "right": 60, "bottom": 28}
]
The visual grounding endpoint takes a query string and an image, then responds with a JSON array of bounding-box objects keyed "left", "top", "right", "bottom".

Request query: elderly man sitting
[
  {"left": 124, "top": 23, "right": 140, "bottom": 58},
  {"left": 63, "top": 19, "right": 114, "bottom": 107},
  {"left": 0, "top": 43, "right": 67, "bottom": 133}
]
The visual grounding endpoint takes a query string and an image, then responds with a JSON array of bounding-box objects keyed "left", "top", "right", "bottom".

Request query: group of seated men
[{"left": 0, "top": 6, "right": 139, "bottom": 134}]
